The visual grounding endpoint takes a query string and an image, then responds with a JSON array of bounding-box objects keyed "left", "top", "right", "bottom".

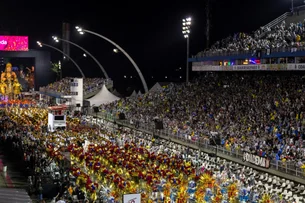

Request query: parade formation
[
  {"left": 2, "top": 2, "right": 305, "bottom": 203},
  {"left": 0, "top": 100, "right": 303, "bottom": 202}
]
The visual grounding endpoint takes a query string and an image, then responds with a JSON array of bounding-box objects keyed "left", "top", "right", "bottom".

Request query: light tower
[{"left": 182, "top": 17, "right": 192, "bottom": 83}]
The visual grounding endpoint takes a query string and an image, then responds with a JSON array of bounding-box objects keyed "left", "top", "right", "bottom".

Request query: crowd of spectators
[
  {"left": 198, "top": 19, "right": 305, "bottom": 56},
  {"left": 101, "top": 72, "right": 305, "bottom": 167},
  {"left": 1, "top": 109, "right": 301, "bottom": 202},
  {"left": 40, "top": 77, "right": 107, "bottom": 96}
]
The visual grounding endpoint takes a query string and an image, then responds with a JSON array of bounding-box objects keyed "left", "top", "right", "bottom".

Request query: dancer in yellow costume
[
  {"left": 0, "top": 63, "right": 20, "bottom": 99},
  {"left": 0, "top": 79, "right": 7, "bottom": 99},
  {"left": 13, "top": 79, "right": 22, "bottom": 99}
]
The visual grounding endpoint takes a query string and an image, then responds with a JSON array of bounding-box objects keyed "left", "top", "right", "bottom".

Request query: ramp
[{"left": 0, "top": 188, "right": 32, "bottom": 203}]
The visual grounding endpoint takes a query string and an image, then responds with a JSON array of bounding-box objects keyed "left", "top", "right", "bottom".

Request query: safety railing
[
  {"left": 98, "top": 112, "right": 305, "bottom": 180},
  {"left": 39, "top": 79, "right": 113, "bottom": 98},
  {"left": 194, "top": 45, "right": 305, "bottom": 59},
  {"left": 260, "top": 12, "right": 289, "bottom": 32}
]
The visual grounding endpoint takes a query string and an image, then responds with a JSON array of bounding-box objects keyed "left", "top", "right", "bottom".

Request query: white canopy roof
[
  {"left": 87, "top": 84, "right": 120, "bottom": 106},
  {"left": 149, "top": 82, "right": 163, "bottom": 92},
  {"left": 129, "top": 90, "right": 137, "bottom": 98},
  {"left": 112, "top": 89, "right": 122, "bottom": 97}
]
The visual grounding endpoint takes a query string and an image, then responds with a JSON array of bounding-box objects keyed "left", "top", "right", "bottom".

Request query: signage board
[
  {"left": 123, "top": 194, "right": 141, "bottom": 203},
  {"left": 192, "top": 63, "right": 305, "bottom": 71},
  {"left": 243, "top": 152, "right": 270, "bottom": 168},
  {"left": 0, "top": 36, "right": 28, "bottom": 51}
]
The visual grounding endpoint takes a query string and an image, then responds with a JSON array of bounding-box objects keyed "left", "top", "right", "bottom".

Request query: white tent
[
  {"left": 112, "top": 89, "right": 122, "bottom": 97},
  {"left": 87, "top": 84, "right": 120, "bottom": 106},
  {"left": 137, "top": 91, "right": 142, "bottom": 96},
  {"left": 149, "top": 82, "right": 163, "bottom": 92},
  {"left": 129, "top": 90, "right": 137, "bottom": 98}
]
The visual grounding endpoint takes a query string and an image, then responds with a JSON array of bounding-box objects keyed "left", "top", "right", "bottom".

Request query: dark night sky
[{"left": 0, "top": 0, "right": 298, "bottom": 93}]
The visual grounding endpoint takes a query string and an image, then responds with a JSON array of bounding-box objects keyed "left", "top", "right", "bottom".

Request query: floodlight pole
[
  {"left": 186, "top": 37, "right": 190, "bottom": 83},
  {"left": 182, "top": 17, "right": 191, "bottom": 83}
]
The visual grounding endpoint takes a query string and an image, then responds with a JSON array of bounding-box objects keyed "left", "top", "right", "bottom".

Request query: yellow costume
[
  {"left": 0, "top": 63, "right": 19, "bottom": 99},
  {"left": 0, "top": 79, "right": 7, "bottom": 95},
  {"left": 13, "top": 79, "right": 22, "bottom": 99}
]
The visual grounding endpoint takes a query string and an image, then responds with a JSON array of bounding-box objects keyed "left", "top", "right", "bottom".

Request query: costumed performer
[
  {"left": 13, "top": 78, "right": 22, "bottom": 99},
  {"left": 1, "top": 63, "right": 17, "bottom": 99}
]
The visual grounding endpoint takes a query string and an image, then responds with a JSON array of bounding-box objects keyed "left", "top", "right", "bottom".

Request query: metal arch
[
  {"left": 40, "top": 42, "right": 85, "bottom": 78},
  {"left": 83, "top": 29, "right": 148, "bottom": 93},
  {"left": 56, "top": 37, "right": 109, "bottom": 79}
]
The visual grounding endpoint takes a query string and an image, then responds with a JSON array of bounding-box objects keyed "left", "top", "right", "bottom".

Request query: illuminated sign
[{"left": 0, "top": 36, "right": 28, "bottom": 51}]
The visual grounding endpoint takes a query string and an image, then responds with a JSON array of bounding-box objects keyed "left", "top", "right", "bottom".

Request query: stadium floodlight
[
  {"left": 37, "top": 41, "right": 42, "bottom": 47},
  {"left": 75, "top": 26, "right": 148, "bottom": 93},
  {"left": 182, "top": 17, "right": 192, "bottom": 38},
  {"left": 75, "top": 26, "right": 84, "bottom": 34},
  {"left": 182, "top": 17, "right": 192, "bottom": 83},
  {"left": 52, "top": 36, "right": 60, "bottom": 43}
]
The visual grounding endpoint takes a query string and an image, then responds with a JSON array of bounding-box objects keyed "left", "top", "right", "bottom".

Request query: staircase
[{"left": 260, "top": 12, "right": 289, "bottom": 30}]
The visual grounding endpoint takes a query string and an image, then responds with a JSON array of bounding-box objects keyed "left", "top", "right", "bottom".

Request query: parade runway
[
  {"left": 0, "top": 146, "right": 32, "bottom": 202},
  {"left": 0, "top": 147, "right": 27, "bottom": 188}
]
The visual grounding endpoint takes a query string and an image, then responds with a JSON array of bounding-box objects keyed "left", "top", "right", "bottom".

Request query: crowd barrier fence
[
  {"left": 39, "top": 79, "right": 113, "bottom": 98},
  {"left": 99, "top": 112, "right": 305, "bottom": 181},
  {"left": 195, "top": 46, "right": 305, "bottom": 58}
]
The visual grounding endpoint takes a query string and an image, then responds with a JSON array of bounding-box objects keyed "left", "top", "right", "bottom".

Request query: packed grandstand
[
  {"left": 196, "top": 14, "right": 305, "bottom": 57},
  {"left": 39, "top": 77, "right": 108, "bottom": 96},
  {"left": 101, "top": 72, "right": 305, "bottom": 167},
  {"left": 5, "top": 8, "right": 305, "bottom": 203}
]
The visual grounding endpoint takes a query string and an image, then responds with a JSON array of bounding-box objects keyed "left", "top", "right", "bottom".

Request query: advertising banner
[
  {"left": 192, "top": 65, "right": 222, "bottom": 71},
  {"left": 243, "top": 152, "right": 270, "bottom": 168},
  {"left": 0, "top": 36, "right": 28, "bottom": 51},
  {"left": 232, "top": 65, "right": 259, "bottom": 71},
  {"left": 192, "top": 63, "right": 305, "bottom": 71},
  {"left": 123, "top": 194, "right": 141, "bottom": 203}
]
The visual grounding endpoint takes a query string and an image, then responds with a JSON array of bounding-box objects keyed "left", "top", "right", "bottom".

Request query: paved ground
[
  {"left": 0, "top": 147, "right": 27, "bottom": 188},
  {"left": 0, "top": 146, "right": 33, "bottom": 202}
]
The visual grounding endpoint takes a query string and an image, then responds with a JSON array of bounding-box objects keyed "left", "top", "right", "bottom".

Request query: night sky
[{"left": 0, "top": 0, "right": 298, "bottom": 94}]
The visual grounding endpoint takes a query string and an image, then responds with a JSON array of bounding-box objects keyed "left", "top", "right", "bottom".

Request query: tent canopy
[
  {"left": 129, "top": 90, "right": 137, "bottom": 98},
  {"left": 149, "top": 82, "right": 163, "bottom": 92},
  {"left": 87, "top": 84, "right": 120, "bottom": 106},
  {"left": 112, "top": 89, "right": 122, "bottom": 98}
]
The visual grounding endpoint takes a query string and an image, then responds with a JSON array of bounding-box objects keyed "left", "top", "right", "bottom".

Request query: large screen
[
  {"left": 0, "top": 36, "right": 28, "bottom": 51},
  {"left": 1, "top": 58, "right": 35, "bottom": 91}
]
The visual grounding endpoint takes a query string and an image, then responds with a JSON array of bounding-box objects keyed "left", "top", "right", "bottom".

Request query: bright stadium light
[
  {"left": 37, "top": 41, "right": 42, "bottom": 47},
  {"left": 182, "top": 17, "right": 192, "bottom": 83},
  {"left": 75, "top": 26, "right": 148, "bottom": 93},
  {"left": 52, "top": 36, "right": 60, "bottom": 42},
  {"left": 113, "top": 48, "right": 119, "bottom": 53}
]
